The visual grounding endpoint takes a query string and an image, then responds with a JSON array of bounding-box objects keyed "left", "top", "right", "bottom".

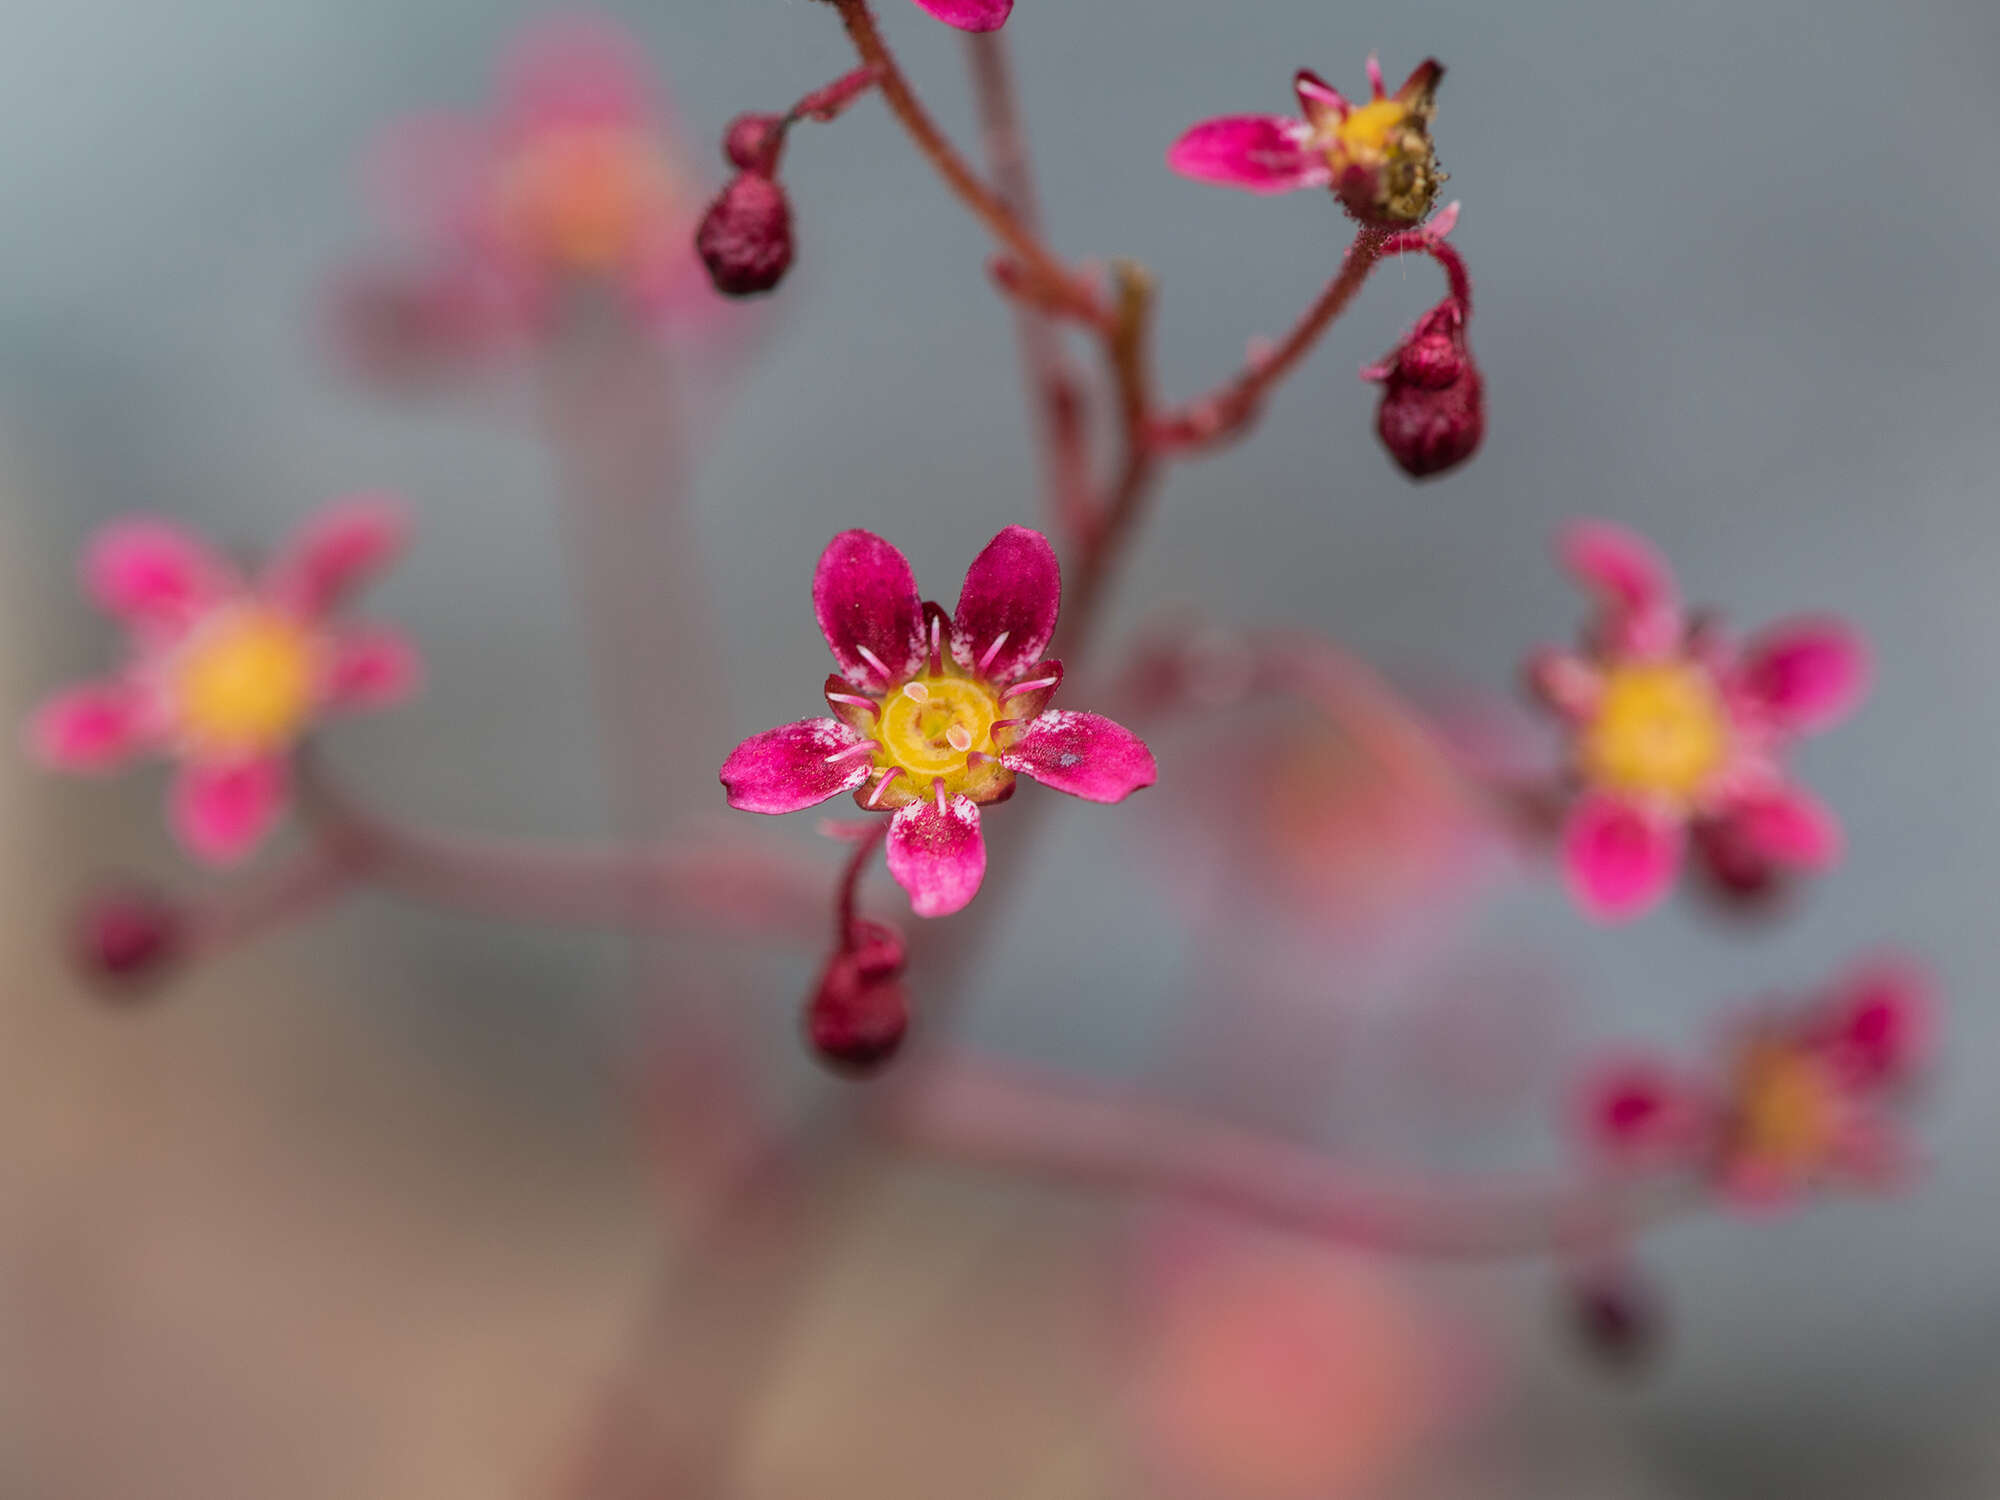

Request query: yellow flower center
[
  {"left": 171, "top": 609, "right": 317, "bottom": 756},
  {"left": 500, "top": 128, "right": 678, "bottom": 272},
  {"left": 1321, "top": 99, "right": 1439, "bottom": 223},
  {"left": 1579, "top": 662, "right": 1730, "bottom": 804},
  {"left": 876, "top": 674, "right": 999, "bottom": 789},
  {"left": 1734, "top": 1041, "right": 1841, "bottom": 1169}
]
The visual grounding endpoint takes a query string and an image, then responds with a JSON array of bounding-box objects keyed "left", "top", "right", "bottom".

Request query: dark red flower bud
[
  {"left": 1690, "top": 815, "right": 1792, "bottom": 918},
  {"left": 805, "top": 921, "right": 909, "bottom": 1075},
  {"left": 723, "top": 112, "right": 787, "bottom": 175},
  {"left": 697, "top": 173, "right": 795, "bottom": 297},
  {"left": 1564, "top": 1266, "right": 1664, "bottom": 1375},
  {"left": 72, "top": 883, "right": 184, "bottom": 997},
  {"left": 1366, "top": 297, "right": 1484, "bottom": 479}
]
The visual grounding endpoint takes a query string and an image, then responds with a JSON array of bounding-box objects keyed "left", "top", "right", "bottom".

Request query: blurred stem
[
  {"left": 964, "top": 32, "right": 1095, "bottom": 543},
  {"left": 882, "top": 1055, "right": 1698, "bottom": 1259}
]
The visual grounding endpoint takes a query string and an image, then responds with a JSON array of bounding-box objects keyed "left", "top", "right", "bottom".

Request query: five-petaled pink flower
[
  {"left": 349, "top": 16, "right": 714, "bottom": 364},
  {"left": 1581, "top": 959, "right": 1932, "bottom": 1209},
  {"left": 909, "top": 0, "right": 1013, "bottom": 32},
  {"left": 1168, "top": 56, "right": 1445, "bottom": 226},
  {"left": 719, "top": 527, "right": 1157, "bottom": 917},
  {"left": 27, "top": 500, "right": 421, "bottom": 864},
  {"left": 1527, "top": 520, "right": 1869, "bottom": 921}
]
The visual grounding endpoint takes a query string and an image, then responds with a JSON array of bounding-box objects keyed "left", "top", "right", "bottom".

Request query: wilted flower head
[
  {"left": 1581, "top": 959, "right": 1932, "bottom": 1209},
  {"left": 350, "top": 15, "right": 715, "bottom": 359},
  {"left": 720, "top": 527, "right": 1157, "bottom": 917},
  {"left": 27, "top": 500, "right": 421, "bottom": 863},
  {"left": 1527, "top": 520, "right": 1869, "bottom": 920},
  {"left": 1168, "top": 56, "right": 1445, "bottom": 226}
]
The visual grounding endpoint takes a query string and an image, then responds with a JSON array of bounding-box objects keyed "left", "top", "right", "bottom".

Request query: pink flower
[
  {"left": 1579, "top": 959, "right": 1932, "bottom": 1210},
  {"left": 719, "top": 527, "right": 1157, "bottom": 917},
  {"left": 1527, "top": 520, "right": 1870, "bottom": 921},
  {"left": 908, "top": 0, "right": 1013, "bottom": 31},
  {"left": 1168, "top": 56, "right": 1445, "bottom": 226},
  {"left": 27, "top": 500, "right": 421, "bottom": 864},
  {"left": 348, "top": 15, "right": 715, "bottom": 362}
]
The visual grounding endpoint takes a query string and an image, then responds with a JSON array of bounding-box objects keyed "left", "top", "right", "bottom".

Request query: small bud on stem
[{"left": 72, "top": 882, "right": 184, "bottom": 998}]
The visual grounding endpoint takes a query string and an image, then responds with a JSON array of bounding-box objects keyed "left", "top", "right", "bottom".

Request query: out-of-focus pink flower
[
  {"left": 1124, "top": 1219, "right": 1466, "bottom": 1500},
  {"left": 1168, "top": 57, "right": 1445, "bottom": 226},
  {"left": 27, "top": 500, "right": 421, "bottom": 864},
  {"left": 908, "top": 0, "right": 1013, "bottom": 32},
  {"left": 344, "top": 15, "right": 719, "bottom": 364},
  {"left": 719, "top": 527, "right": 1156, "bottom": 917},
  {"left": 1578, "top": 959, "right": 1933, "bottom": 1210},
  {"left": 1527, "top": 520, "right": 1870, "bottom": 921}
]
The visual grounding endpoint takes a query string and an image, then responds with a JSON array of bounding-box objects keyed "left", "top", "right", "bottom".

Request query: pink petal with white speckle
[
  {"left": 719, "top": 718, "right": 874, "bottom": 814},
  {"left": 886, "top": 794, "right": 986, "bottom": 917},
  {"left": 952, "top": 525, "right": 1060, "bottom": 682},
  {"left": 1000, "top": 710, "right": 1157, "bottom": 804},
  {"left": 813, "top": 529, "right": 928, "bottom": 690}
]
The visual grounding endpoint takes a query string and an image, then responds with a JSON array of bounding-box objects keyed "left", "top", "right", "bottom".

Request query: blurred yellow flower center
[
  {"left": 1734, "top": 1042, "right": 1841, "bottom": 1168},
  {"left": 172, "top": 609, "right": 316, "bottom": 754},
  {"left": 1335, "top": 99, "right": 1409, "bottom": 156},
  {"left": 1580, "top": 662, "right": 1729, "bottom": 803},
  {"left": 876, "top": 675, "right": 999, "bottom": 783},
  {"left": 501, "top": 128, "right": 677, "bottom": 271}
]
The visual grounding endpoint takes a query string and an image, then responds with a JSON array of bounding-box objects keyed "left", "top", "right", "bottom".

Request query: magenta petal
[
  {"left": 1723, "top": 783, "right": 1842, "bottom": 869},
  {"left": 1166, "top": 116, "right": 1329, "bottom": 194},
  {"left": 952, "top": 525, "right": 1060, "bottom": 682},
  {"left": 1823, "top": 959, "right": 1934, "bottom": 1089},
  {"left": 1580, "top": 1059, "right": 1709, "bottom": 1164},
  {"left": 813, "top": 530, "right": 927, "bottom": 689},
  {"left": 84, "top": 518, "right": 233, "bottom": 627},
  {"left": 1000, "top": 710, "right": 1157, "bottom": 804},
  {"left": 1738, "top": 617, "right": 1870, "bottom": 735},
  {"left": 720, "top": 718, "right": 873, "bottom": 814},
  {"left": 269, "top": 496, "right": 408, "bottom": 618},
  {"left": 27, "top": 682, "right": 145, "bottom": 772},
  {"left": 1562, "top": 793, "right": 1684, "bottom": 921},
  {"left": 324, "top": 626, "right": 423, "bottom": 711},
  {"left": 909, "top": 0, "right": 1013, "bottom": 30},
  {"left": 1293, "top": 69, "right": 1349, "bottom": 130},
  {"left": 170, "top": 757, "right": 288, "bottom": 864},
  {"left": 886, "top": 794, "right": 987, "bottom": 917},
  {"left": 1558, "top": 519, "right": 1679, "bottom": 648}
]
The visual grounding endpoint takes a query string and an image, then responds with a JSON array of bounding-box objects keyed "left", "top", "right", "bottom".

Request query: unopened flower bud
[
  {"left": 1366, "top": 297, "right": 1483, "bottom": 479},
  {"left": 72, "top": 883, "right": 184, "bottom": 996},
  {"left": 1564, "top": 1266, "right": 1663, "bottom": 1375},
  {"left": 723, "top": 112, "right": 786, "bottom": 175},
  {"left": 697, "top": 173, "right": 795, "bottom": 297},
  {"left": 1691, "top": 815, "right": 1790, "bottom": 916},
  {"left": 805, "top": 920, "right": 910, "bottom": 1075}
]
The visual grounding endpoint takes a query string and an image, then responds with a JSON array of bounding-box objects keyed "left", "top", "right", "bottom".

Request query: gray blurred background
[{"left": 2, "top": 0, "right": 1997, "bottom": 1495}]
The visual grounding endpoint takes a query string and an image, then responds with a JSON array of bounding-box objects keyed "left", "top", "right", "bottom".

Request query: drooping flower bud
[
  {"left": 1564, "top": 1265, "right": 1664, "bottom": 1375},
  {"left": 1365, "top": 296, "right": 1483, "bottom": 479},
  {"left": 72, "top": 883, "right": 184, "bottom": 996},
  {"left": 697, "top": 172, "right": 795, "bottom": 297},
  {"left": 723, "top": 112, "right": 787, "bottom": 175},
  {"left": 805, "top": 919, "right": 909, "bottom": 1074}
]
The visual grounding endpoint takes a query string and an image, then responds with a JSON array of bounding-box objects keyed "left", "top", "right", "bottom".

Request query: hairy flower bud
[
  {"left": 697, "top": 172, "right": 795, "bottom": 297},
  {"left": 72, "top": 883, "right": 184, "bottom": 995},
  {"left": 806, "top": 920, "right": 909, "bottom": 1074},
  {"left": 1366, "top": 296, "right": 1483, "bottom": 479},
  {"left": 723, "top": 112, "right": 786, "bottom": 175}
]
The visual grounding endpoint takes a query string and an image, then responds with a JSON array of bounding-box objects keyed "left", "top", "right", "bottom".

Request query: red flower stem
[
  {"left": 292, "top": 760, "right": 826, "bottom": 941},
  {"left": 787, "top": 62, "right": 883, "bottom": 124},
  {"left": 826, "top": 0, "right": 1108, "bottom": 327},
  {"left": 881, "top": 1055, "right": 1698, "bottom": 1259},
  {"left": 1378, "top": 228, "right": 1472, "bottom": 311},
  {"left": 834, "top": 818, "right": 890, "bottom": 947},
  {"left": 179, "top": 838, "right": 367, "bottom": 961},
  {"left": 1152, "top": 223, "right": 1392, "bottom": 451},
  {"left": 962, "top": 31, "right": 1096, "bottom": 546}
]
